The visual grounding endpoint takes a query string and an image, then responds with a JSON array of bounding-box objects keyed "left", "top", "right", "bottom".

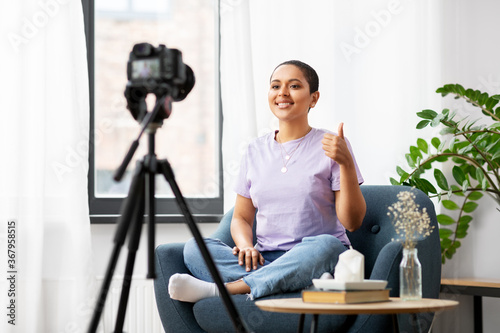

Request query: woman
[{"left": 169, "top": 60, "right": 366, "bottom": 302}]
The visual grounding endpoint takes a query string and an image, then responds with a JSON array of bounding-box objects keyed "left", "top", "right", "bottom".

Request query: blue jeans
[{"left": 183, "top": 234, "right": 348, "bottom": 299}]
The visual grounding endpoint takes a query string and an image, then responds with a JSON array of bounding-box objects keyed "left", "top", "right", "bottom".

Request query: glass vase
[{"left": 400, "top": 247, "right": 422, "bottom": 301}]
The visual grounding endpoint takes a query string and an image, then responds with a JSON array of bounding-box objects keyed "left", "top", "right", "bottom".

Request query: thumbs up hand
[
  {"left": 337, "top": 122, "right": 344, "bottom": 140},
  {"left": 322, "top": 123, "right": 353, "bottom": 167}
]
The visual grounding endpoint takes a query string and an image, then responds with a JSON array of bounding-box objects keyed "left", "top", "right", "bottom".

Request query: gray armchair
[{"left": 154, "top": 185, "right": 441, "bottom": 332}]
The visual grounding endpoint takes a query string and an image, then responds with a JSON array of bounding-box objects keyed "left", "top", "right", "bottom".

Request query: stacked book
[{"left": 302, "top": 279, "right": 390, "bottom": 304}]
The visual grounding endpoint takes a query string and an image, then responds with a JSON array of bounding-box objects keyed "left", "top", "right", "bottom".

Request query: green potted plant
[{"left": 391, "top": 84, "right": 500, "bottom": 263}]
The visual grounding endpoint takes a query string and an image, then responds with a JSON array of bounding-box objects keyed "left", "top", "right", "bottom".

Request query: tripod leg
[
  {"left": 87, "top": 164, "right": 145, "bottom": 333},
  {"left": 114, "top": 182, "right": 146, "bottom": 333},
  {"left": 158, "top": 160, "right": 250, "bottom": 333},
  {"left": 87, "top": 246, "right": 121, "bottom": 333},
  {"left": 145, "top": 158, "right": 156, "bottom": 279}
]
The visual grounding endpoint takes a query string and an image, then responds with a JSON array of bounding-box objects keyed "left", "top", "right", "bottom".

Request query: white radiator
[{"left": 98, "top": 277, "right": 164, "bottom": 333}]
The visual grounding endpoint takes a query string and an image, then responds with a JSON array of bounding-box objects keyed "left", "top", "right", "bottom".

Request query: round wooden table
[{"left": 255, "top": 297, "right": 458, "bottom": 333}]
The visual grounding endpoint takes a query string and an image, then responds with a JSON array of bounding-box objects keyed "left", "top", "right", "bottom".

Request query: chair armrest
[
  {"left": 369, "top": 241, "right": 403, "bottom": 297},
  {"left": 364, "top": 238, "right": 440, "bottom": 333},
  {"left": 154, "top": 243, "right": 205, "bottom": 333}
]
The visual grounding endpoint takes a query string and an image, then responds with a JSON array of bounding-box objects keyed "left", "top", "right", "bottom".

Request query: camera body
[
  {"left": 127, "top": 43, "right": 187, "bottom": 89},
  {"left": 125, "top": 43, "right": 195, "bottom": 121}
]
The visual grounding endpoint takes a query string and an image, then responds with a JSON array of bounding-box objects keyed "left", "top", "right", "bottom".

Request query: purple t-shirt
[{"left": 234, "top": 128, "right": 364, "bottom": 252}]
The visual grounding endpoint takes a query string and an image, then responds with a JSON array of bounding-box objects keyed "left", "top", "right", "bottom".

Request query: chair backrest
[
  {"left": 348, "top": 185, "right": 440, "bottom": 279},
  {"left": 210, "top": 207, "right": 257, "bottom": 247}
]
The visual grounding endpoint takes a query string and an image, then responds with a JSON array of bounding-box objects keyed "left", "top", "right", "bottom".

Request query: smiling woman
[{"left": 167, "top": 60, "right": 366, "bottom": 303}]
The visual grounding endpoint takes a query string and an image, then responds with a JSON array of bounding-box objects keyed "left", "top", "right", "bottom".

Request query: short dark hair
[{"left": 271, "top": 60, "right": 319, "bottom": 94}]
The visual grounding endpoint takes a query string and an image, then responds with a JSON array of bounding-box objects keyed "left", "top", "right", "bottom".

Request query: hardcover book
[{"left": 302, "top": 287, "right": 390, "bottom": 304}]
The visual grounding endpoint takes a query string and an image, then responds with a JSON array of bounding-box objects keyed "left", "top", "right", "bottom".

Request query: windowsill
[{"left": 90, "top": 213, "right": 223, "bottom": 224}]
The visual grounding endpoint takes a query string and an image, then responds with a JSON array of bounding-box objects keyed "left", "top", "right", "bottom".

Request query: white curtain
[
  {"left": 220, "top": 0, "right": 442, "bottom": 211},
  {"left": 0, "top": 0, "right": 94, "bottom": 332}
]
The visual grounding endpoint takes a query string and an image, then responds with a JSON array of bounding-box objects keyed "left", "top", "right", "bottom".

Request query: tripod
[{"left": 88, "top": 96, "right": 250, "bottom": 333}]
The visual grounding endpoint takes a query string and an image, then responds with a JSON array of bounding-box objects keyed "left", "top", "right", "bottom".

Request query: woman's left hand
[
  {"left": 321, "top": 122, "right": 353, "bottom": 167},
  {"left": 232, "top": 246, "right": 265, "bottom": 272}
]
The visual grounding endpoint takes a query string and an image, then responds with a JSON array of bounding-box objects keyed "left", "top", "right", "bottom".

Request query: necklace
[{"left": 277, "top": 128, "right": 312, "bottom": 173}]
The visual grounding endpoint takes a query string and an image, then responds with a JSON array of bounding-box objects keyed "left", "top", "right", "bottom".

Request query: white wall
[{"left": 433, "top": 1, "right": 500, "bottom": 332}]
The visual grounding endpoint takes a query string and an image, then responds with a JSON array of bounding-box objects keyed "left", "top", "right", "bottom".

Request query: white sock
[{"left": 168, "top": 273, "right": 220, "bottom": 303}]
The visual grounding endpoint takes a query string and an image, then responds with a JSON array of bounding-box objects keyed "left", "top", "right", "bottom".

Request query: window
[{"left": 82, "top": 0, "right": 223, "bottom": 223}]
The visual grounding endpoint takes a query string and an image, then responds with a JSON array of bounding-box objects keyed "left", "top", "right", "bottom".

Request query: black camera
[{"left": 124, "top": 43, "right": 195, "bottom": 122}]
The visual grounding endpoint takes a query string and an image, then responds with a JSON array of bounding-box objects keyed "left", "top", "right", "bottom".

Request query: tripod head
[{"left": 113, "top": 94, "right": 173, "bottom": 182}]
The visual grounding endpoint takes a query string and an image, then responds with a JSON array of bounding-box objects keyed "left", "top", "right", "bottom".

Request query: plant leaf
[
  {"left": 390, "top": 177, "right": 400, "bottom": 186},
  {"left": 459, "top": 226, "right": 470, "bottom": 240},
  {"left": 405, "top": 153, "right": 416, "bottom": 168},
  {"left": 441, "top": 238, "right": 452, "bottom": 247},
  {"left": 438, "top": 139, "right": 447, "bottom": 152},
  {"left": 465, "top": 88, "right": 474, "bottom": 99},
  {"left": 417, "top": 120, "right": 430, "bottom": 129},
  {"left": 437, "top": 214, "right": 455, "bottom": 225},
  {"left": 442, "top": 200, "right": 459, "bottom": 210},
  {"left": 473, "top": 90, "right": 480, "bottom": 102},
  {"left": 463, "top": 202, "right": 478, "bottom": 213},
  {"left": 486, "top": 97, "right": 499, "bottom": 110},
  {"left": 478, "top": 92, "right": 489, "bottom": 106},
  {"left": 468, "top": 191, "right": 483, "bottom": 201},
  {"left": 462, "top": 179, "right": 469, "bottom": 193},
  {"left": 492, "top": 150, "right": 500, "bottom": 161},
  {"left": 417, "top": 109, "right": 438, "bottom": 120},
  {"left": 431, "top": 113, "right": 445, "bottom": 127},
  {"left": 449, "top": 138, "right": 457, "bottom": 152},
  {"left": 417, "top": 138, "right": 429, "bottom": 153},
  {"left": 481, "top": 178, "right": 489, "bottom": 190},
  {"left": 439, "top": 228, "right": 454, "bottom": 237},
  {"left": 410, "top": 146, "right": 422, "bottom": 160},
  {"left": 455, "top": 84, "right": 466, "bottom": 95},
  {"left": 475, "top": 168, "right": 485, "bottom": 185},
  {"left": 396, "top": 166, "right": 408, "bottom": 178},
  {"left": 440, "top": 127, "right": 456, "bottom": 135},
  {"left": 431, "top": 137, "right": 441, "bottom": 149},
  {"left": 452, "top": 166, "right": 467, "bottom": 184},
  {"left": 485, "top": 138, "right": 500, "bottom": 153},
  {"left": 414, "top": 178, "right": 437, "bottom": 194},
  {"left": 434, "top": 169, "right": 449, "bottom": 190},
  {"left": 458, "top": 144, "right": 474, "bottom": 155},
  {"left": 459, "top": 215, "right": 473, "bottom": 224},
  {"left": 452, "top": 157, "right": 466, "bottom": 165}
]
